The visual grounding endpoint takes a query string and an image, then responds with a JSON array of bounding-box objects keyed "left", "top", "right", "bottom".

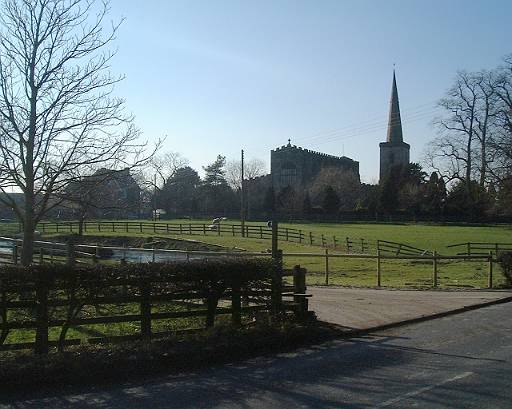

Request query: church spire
[{"left": 386, "top": 70, "right": 403, "bottom": 144}]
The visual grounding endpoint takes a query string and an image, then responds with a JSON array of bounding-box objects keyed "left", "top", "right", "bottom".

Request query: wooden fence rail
[
  {"left": 282, "top": 251, "right": 495, "bottom": 289},
  {"left": 0, "top": 261, "right": 310, "bottom": 354},
  {"left": 28, "top": 221, "right": 374, "bottom": 252},
  {"left": 446, "top": 242, "right": 512, "bottom": 256}
]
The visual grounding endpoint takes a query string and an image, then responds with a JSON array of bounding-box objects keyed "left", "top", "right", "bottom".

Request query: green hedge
[
  {"left": 497, "top": 251, "right": 512, "bottom": 287},
  {"left": 0, "top": 258, "right": 277, "bottom": 353}
]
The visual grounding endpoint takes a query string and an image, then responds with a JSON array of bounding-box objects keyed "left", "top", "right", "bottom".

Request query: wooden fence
[
  {"left": 30, "top": 220, "right": 374, "bottom": 252},
  {"left": 0, "top": 260, "right": 310, "bottom": 354},
  {"left": 0, "top": 237, "right": 271, "bottom": 266},
  {"left": 283, "top": 250, "right": 496, "bottom": 289},
  {"left": 446, "top": 242, "right": 512, "bottom": 256}
]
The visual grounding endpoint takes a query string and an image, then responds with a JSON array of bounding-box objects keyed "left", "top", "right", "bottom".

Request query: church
[
  {"left": 379, "top": 71, "right": 410, "bottom": 181},
  {"left": 247, "top": 72, "right": 410, "bottom": 211}
]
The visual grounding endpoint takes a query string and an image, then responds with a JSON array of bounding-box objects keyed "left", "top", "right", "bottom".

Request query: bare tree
[
  {"left": 137, "top": 151, "right": 189, "bottom": 190},
  {"left": 225, "top": 157, "right": 266, "bottom": 190},
  {"left": 0, "top": 0, "right": 152, "bottom": 264},
  {"left": 473, "top": 71, "right": 499, "bottom": 187},
  {"left": 427, "top": 71, "right": 484, "bottom": 194},
  {"left": 427, "top": 62, "right": 512, "bottom": 192},
  {"left": 491, "top": 55, "right": 512, "bottom": 180}
]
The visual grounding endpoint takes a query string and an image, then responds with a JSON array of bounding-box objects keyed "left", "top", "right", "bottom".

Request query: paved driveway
[{"left": 308, "top": 286, "right": 512, "bottom": 329}]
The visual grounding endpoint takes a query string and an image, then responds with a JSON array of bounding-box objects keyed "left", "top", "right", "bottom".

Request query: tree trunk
[
  {"left": 78, "top": 211, "right": 86, "bottom": 236},
  {"left": 21, "top": 193, "right": 35, "bottom": 266}
]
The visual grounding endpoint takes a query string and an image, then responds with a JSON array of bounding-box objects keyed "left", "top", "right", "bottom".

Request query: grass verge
[{"left": 0, "top": 317, "right": 346, "bottom": 395}]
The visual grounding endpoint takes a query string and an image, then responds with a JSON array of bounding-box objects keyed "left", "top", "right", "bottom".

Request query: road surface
[{"left": 2, "top": 302, "right": 512, "bottom": 408}]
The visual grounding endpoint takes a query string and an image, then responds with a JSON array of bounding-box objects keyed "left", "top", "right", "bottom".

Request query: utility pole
[
  {"left": 240, "top": 149, "right": 245, "bottom": 237},
  {"left": 153, "top": 174, "right": 157, "bottom": 221}
]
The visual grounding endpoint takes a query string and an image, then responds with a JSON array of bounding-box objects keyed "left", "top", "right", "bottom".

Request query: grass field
[
  {"left": 1, "top": 219, "right": 510, "bottom": 349},
  {"left": 1, "top": 219, "right": 511, "bottom": 289}
]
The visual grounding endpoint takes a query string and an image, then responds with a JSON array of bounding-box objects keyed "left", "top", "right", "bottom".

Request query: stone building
[
  {"left": 270, "top": 141, "right": 359, "bottom": 192},
  {"left": 246, "top": 142, "right": 359, "bottom": 215},
  {"left": 379, "top": 71, "right": 410, "bottom": 182}
]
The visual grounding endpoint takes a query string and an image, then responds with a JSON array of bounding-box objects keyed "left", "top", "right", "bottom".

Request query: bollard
[{"left": 293, "top": 265, "right": 308, "bottom": 320}]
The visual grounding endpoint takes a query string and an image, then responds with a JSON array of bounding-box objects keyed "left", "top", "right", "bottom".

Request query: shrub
[{"left": 497, "top": 251, "right": 512, "bottom": 287}]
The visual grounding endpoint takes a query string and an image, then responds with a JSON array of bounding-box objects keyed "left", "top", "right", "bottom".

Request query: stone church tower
[{"left": 379, "top": 71, "right": 410, "bottom": 182}]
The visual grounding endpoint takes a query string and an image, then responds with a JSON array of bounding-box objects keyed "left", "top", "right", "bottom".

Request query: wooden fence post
[
  {"left": 299, "top": 230, "right": 303, "bottom": 244},
  {"left": 94, "top": 246, "right": 100, "bottom": 264},
  {"left": 324, "top": 249, "right": 329, "bottom": 286},
  {"left": 293, "top": 265, "right": 307, "bottom": 320},
  {"left": 271, "top": 221, "right": 283, "bottom": 317},
  {"left": 488, "top": 251, "right": 493, "bottom": 289},
  {"left": 35, "top": 272, "right": 49, "bottom": 355},
  {"left": 66, "top": 242, "right": 75, "bottom": 266},
  {"left": 140, "top": 280, "right": 151, "bottom": 342},
  {"left": 309, "top": 232, "right": 313, "bottom": 245},
  {"left": 377, "top": 249, "right": 382, "bottom": 287},
  {"left": 321, "top": 234, "right": 325, "bottom": 247},
  {"left": 231, "top": 279, "right": 241, "bottom": 327},
  {"left": 432, "top": 250, "right": 438, "bottom": 288},
  {"left": 12, "top": 243, "right": 18, "bottom": 265}
]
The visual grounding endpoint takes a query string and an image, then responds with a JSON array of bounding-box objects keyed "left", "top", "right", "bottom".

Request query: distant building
[
  {"left": 379, "top": 71, "right": 410, "bottom": 182},
  {"left": 246, "top": 142, "right": 359, "bottom": 215},
  {"left": 270, "top": 141, "right": 359, "bottom": 192},
  {"left": 65, "top": 168, "right": 141, "bottom": 219}
]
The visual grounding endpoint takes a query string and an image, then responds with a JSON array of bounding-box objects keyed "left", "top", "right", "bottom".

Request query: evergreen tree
[
  {"left": 201, "top": 155, "right": 235, "bottom": 214},
  {"left": 263, "top": 186, "right": 275, "bottom": 214},
  {"left": 203, "top": 155, "right": 228, "bottom": 187},
  {"left": 160, "top": 166, "right": 201, "bottom": 215},
  {"left": 302, "top": 192, "right": 313, "bottom": 215},
  {"left": 322, "top": 186, "right": 340, "bottom": 214}
]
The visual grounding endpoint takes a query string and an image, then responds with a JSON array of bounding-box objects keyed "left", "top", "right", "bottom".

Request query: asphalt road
[{"left": 2, "top": 302, "right": 512, "bottom": 408}]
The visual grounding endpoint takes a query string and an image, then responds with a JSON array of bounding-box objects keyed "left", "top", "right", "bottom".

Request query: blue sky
[{"left": 107, "top": 0, "right": 511, "bottom": 183}]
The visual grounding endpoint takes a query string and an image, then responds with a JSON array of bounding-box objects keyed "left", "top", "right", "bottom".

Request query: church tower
[{"left": 379, "top": 71, "right": 410, "bottom": 182}]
